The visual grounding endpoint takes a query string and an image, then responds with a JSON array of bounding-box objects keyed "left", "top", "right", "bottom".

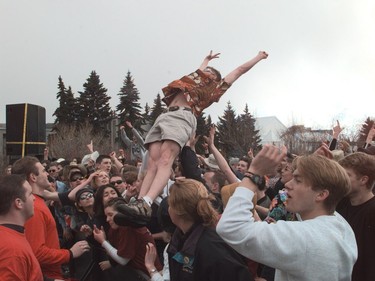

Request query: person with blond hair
[
  {"left": 217, "top": 145, "right": 358, "bottom": 281},
  {"left": 145, "top": 178, "right": 253, "bottom": 281}
]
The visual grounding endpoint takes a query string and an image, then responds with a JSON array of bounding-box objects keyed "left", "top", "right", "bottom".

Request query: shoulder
[{"left": 197, "top": 227, "right": 237, "bottom": 255}]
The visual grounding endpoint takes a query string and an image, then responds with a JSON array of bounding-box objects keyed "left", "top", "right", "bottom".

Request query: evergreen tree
[
  {"left": 53, "top": 76, "right": 77, "bottom": 127},
  {"left": 216, "top": 101, "right": 240, "bottom": 158},
  {"left": 237, "top": 104, "right": 262, "bottom": 155},
  {"left": 77, "top": 71, "right": 112, "bottom": 135},
  {"left": 67, "top": 86, "right": 80, "bottom": 124},
  {"left": 143, "top": 102, "right": 151, "bottom": 123},
  {"left": 116, "top": 71, "right": 143, "bottom": 133},
  {"left": 149, "top": 93, "right": 166, "bottom": 124}
]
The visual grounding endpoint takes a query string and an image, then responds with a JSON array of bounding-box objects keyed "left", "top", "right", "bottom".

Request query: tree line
[
  {"left": 52, "top": 70, "right": 262, "bottom": 159},
  {"left": 51, "top": 70, "right": 374, "bottom": 160}
]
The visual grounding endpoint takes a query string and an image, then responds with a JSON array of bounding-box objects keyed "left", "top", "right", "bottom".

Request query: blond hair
[
  {"left": 293, "top": 154, "right": 350, "bottom": 213},
  {"left": 168, "top": 178, "right": 218, "bottom": 227}
]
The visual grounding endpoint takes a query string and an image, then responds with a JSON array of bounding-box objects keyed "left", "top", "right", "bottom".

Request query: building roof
[{"left": 255, "top": 116, "right": 287, "bottom": 145}]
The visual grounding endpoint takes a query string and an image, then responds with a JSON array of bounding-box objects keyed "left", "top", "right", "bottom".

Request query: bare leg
[
  {"left": 143, "top": 140, "right": 180, "bottom": 201},
  {"left": 138, "top": 142, "right": 162, "bottom": 198}
]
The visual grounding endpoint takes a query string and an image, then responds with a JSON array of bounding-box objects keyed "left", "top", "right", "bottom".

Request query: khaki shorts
[{"left": 145, "top": 108, "right": 197, "bottom": 149}]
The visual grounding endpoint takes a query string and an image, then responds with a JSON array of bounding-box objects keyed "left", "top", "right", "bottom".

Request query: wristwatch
[{"left": 243, "top": 172, "right": 266, "bottom": 189}]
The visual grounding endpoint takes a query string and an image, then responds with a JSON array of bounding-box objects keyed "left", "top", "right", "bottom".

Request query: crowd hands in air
[{"left": 1, "top": 50, "right": 375, "bottom": 281}]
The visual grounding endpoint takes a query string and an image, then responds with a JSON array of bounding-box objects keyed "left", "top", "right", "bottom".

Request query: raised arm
[
  {"left": 329, "top": 120, "right": 343, "bottom": 150},
  {"left": 364, "top": 124, "right": 375, "bottom": 148},
  {"left": 110, "top": 151, "right": 124, "bottom": 172},
  {"left": 199, "top": 50, "right": 220, "bottom": 70},
  {"left": 120, "top": 125, "right": 132, "bottom": 147},
  {"left": 203, "top": 125, "right": 238, "bottom": 184},
  {"left": 126, "top": 121, "right": 145, "bottom": 147},
  {"left": 224, "top": 51, "right": 268, "bottom": 85},
  {"left": 67, "top": 171, "right": 98, "bottom": 201}
]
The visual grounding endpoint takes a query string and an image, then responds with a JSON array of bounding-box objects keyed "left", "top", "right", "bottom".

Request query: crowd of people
[{"left": 1, "top": 50, "right": 375, "bottom": 281}]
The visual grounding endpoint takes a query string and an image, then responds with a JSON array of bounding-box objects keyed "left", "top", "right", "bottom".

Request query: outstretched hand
[
  {"left": 205, "top": 50, "right": 220, "bottom": 61},
  {"left": 249, "top": 145, "right": 287, "bottom": 177},
  {"left": 314, "top": 142, "right": 333, "bottom": 159},
  {"left": 87, "top": 140, "right": 94, "bottom": 153},
  {"left": 125, "top": 121, "right": 133, "bottom": 129},
  {"left": 366, "top": 124, "right": 375, "bottom": 143},
  {"left": 203, "top": 124, "right": 216, "bottom": 148},
  {"left": 257, "top": 51, "right": 268, "bottom": 60},
  {"left": 145, "top": 242, "right": 157, "bottom": 270},
  {"left": 93, "top": 225, "right": 106, "bottom": 244},
  {"left": 332, "top": 120, "right": 343, "bottom": 138}
]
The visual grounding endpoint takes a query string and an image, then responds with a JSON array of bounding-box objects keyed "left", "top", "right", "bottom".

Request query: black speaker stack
[{"left": 6, "top": 103, "right": 46, "bottom": 157}]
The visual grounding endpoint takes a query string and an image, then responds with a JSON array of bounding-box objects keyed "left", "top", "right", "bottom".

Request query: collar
[
  {"left": 1, "top": 224, "right": 25, "bottom": 233},
  {"left": 168, "top": 223, "right": 205, "bottom": 257},
  {"left": 33, "top": 193, "right": 45, "bottom": 200}
]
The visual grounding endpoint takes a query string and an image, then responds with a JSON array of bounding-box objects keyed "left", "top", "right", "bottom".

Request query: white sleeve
[
  {"left": 151, "top": 273, "right": 164, "bottom": 281},
  {"left": 216, "top": 187, "right": 308, "bottom": 271},
  {"left": 162, "top": 244, "right": 170, "bottom": 280},
  {"left": 151, "top": 244, "right": 170, "bottom": 281},
  {"left": 102, "top": 240, "right": 130, "bottom": 266}
]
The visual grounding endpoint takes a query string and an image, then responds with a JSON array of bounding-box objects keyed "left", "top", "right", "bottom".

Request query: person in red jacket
[
  {"left": 12, "top": 156, "right": 90, "bottom": 280},
  {"left": 0, "top": 174, "right": 43, "bottom": 281}
]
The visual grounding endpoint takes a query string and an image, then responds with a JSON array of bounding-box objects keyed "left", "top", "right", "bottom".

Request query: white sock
[{"left": 142, "top": 196, "right": 153, "bottom": 207}]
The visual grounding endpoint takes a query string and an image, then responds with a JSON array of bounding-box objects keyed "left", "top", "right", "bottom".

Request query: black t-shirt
[{"left": 336, "top": 196, "right": 375, "bottom": 281}]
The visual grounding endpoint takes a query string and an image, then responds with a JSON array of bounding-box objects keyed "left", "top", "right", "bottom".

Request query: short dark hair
[
  {"left": 339, "top": 152, "right": 375, "bottom": 190},
  {"left": 123, "top": 171, "right": 138, "bottom": 185},
  {"left": 239, "top": 156, "right": 252, "bottom": 169},
  {"left": 96, "top": 155, "right": 111, "bottom": 164},
  {"left": 211, "top": 170, "right": 227, "bottom": 189},
  {"left": 11, "top": 156, "right": 40, "bottom": 179},
  {"left": 0, "top": 174, "right": 27, "bottom": 215}
]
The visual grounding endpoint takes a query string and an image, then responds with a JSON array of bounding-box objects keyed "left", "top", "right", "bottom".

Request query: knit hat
[{"left": 68, "top": 164, "right": 87, "bottom": 180}]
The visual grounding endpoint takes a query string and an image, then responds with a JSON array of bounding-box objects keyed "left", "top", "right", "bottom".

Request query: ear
[
  {"left": 14, "top": 198, "right": 23, "bottom": 210},
  {"left": 360, "top": 175, "right": 369, "bottom": 186},
  {"left": 315, "top": 189, "right": 329, "bottom": 203},
  {"left": 28, "top": 173, "right": 37, "bottom": 184}
]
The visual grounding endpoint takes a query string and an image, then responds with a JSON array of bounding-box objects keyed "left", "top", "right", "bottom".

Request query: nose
[{"left": 284, "top": 180, "right": 292, "bottom": 190}]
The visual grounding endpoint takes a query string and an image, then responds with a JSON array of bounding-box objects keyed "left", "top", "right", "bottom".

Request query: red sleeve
[{"left": 24, "top": 200, "right": 70, "bottom": 266}]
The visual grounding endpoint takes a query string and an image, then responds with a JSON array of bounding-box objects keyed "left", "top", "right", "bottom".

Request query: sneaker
[{"left": 114, "top": 198, "right": 152, "bottom": 227}]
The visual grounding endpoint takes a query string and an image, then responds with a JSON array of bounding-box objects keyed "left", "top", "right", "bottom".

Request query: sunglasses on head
[
  {"left": 71, "top": 176, "right": 85, "bottom": 182},
  {"left": 110, "top": 180, "right": 123, "bottom": 185},
  {"left": 79, "top": 193, "right": 94, "bottom": 201}
]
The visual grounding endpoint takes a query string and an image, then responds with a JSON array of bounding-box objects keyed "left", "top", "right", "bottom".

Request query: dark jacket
[{"left": 168, "top": 223, "right": 253, "bottom": 281}]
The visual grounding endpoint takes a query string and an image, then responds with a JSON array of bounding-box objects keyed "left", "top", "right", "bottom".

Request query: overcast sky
[{"left": 1, "top": 0, "right": 374, "bottom": 131}]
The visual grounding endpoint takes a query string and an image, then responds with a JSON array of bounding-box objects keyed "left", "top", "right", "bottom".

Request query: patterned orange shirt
[{"left": 162, "top": 69, "right": 231, "bottom": 116}]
